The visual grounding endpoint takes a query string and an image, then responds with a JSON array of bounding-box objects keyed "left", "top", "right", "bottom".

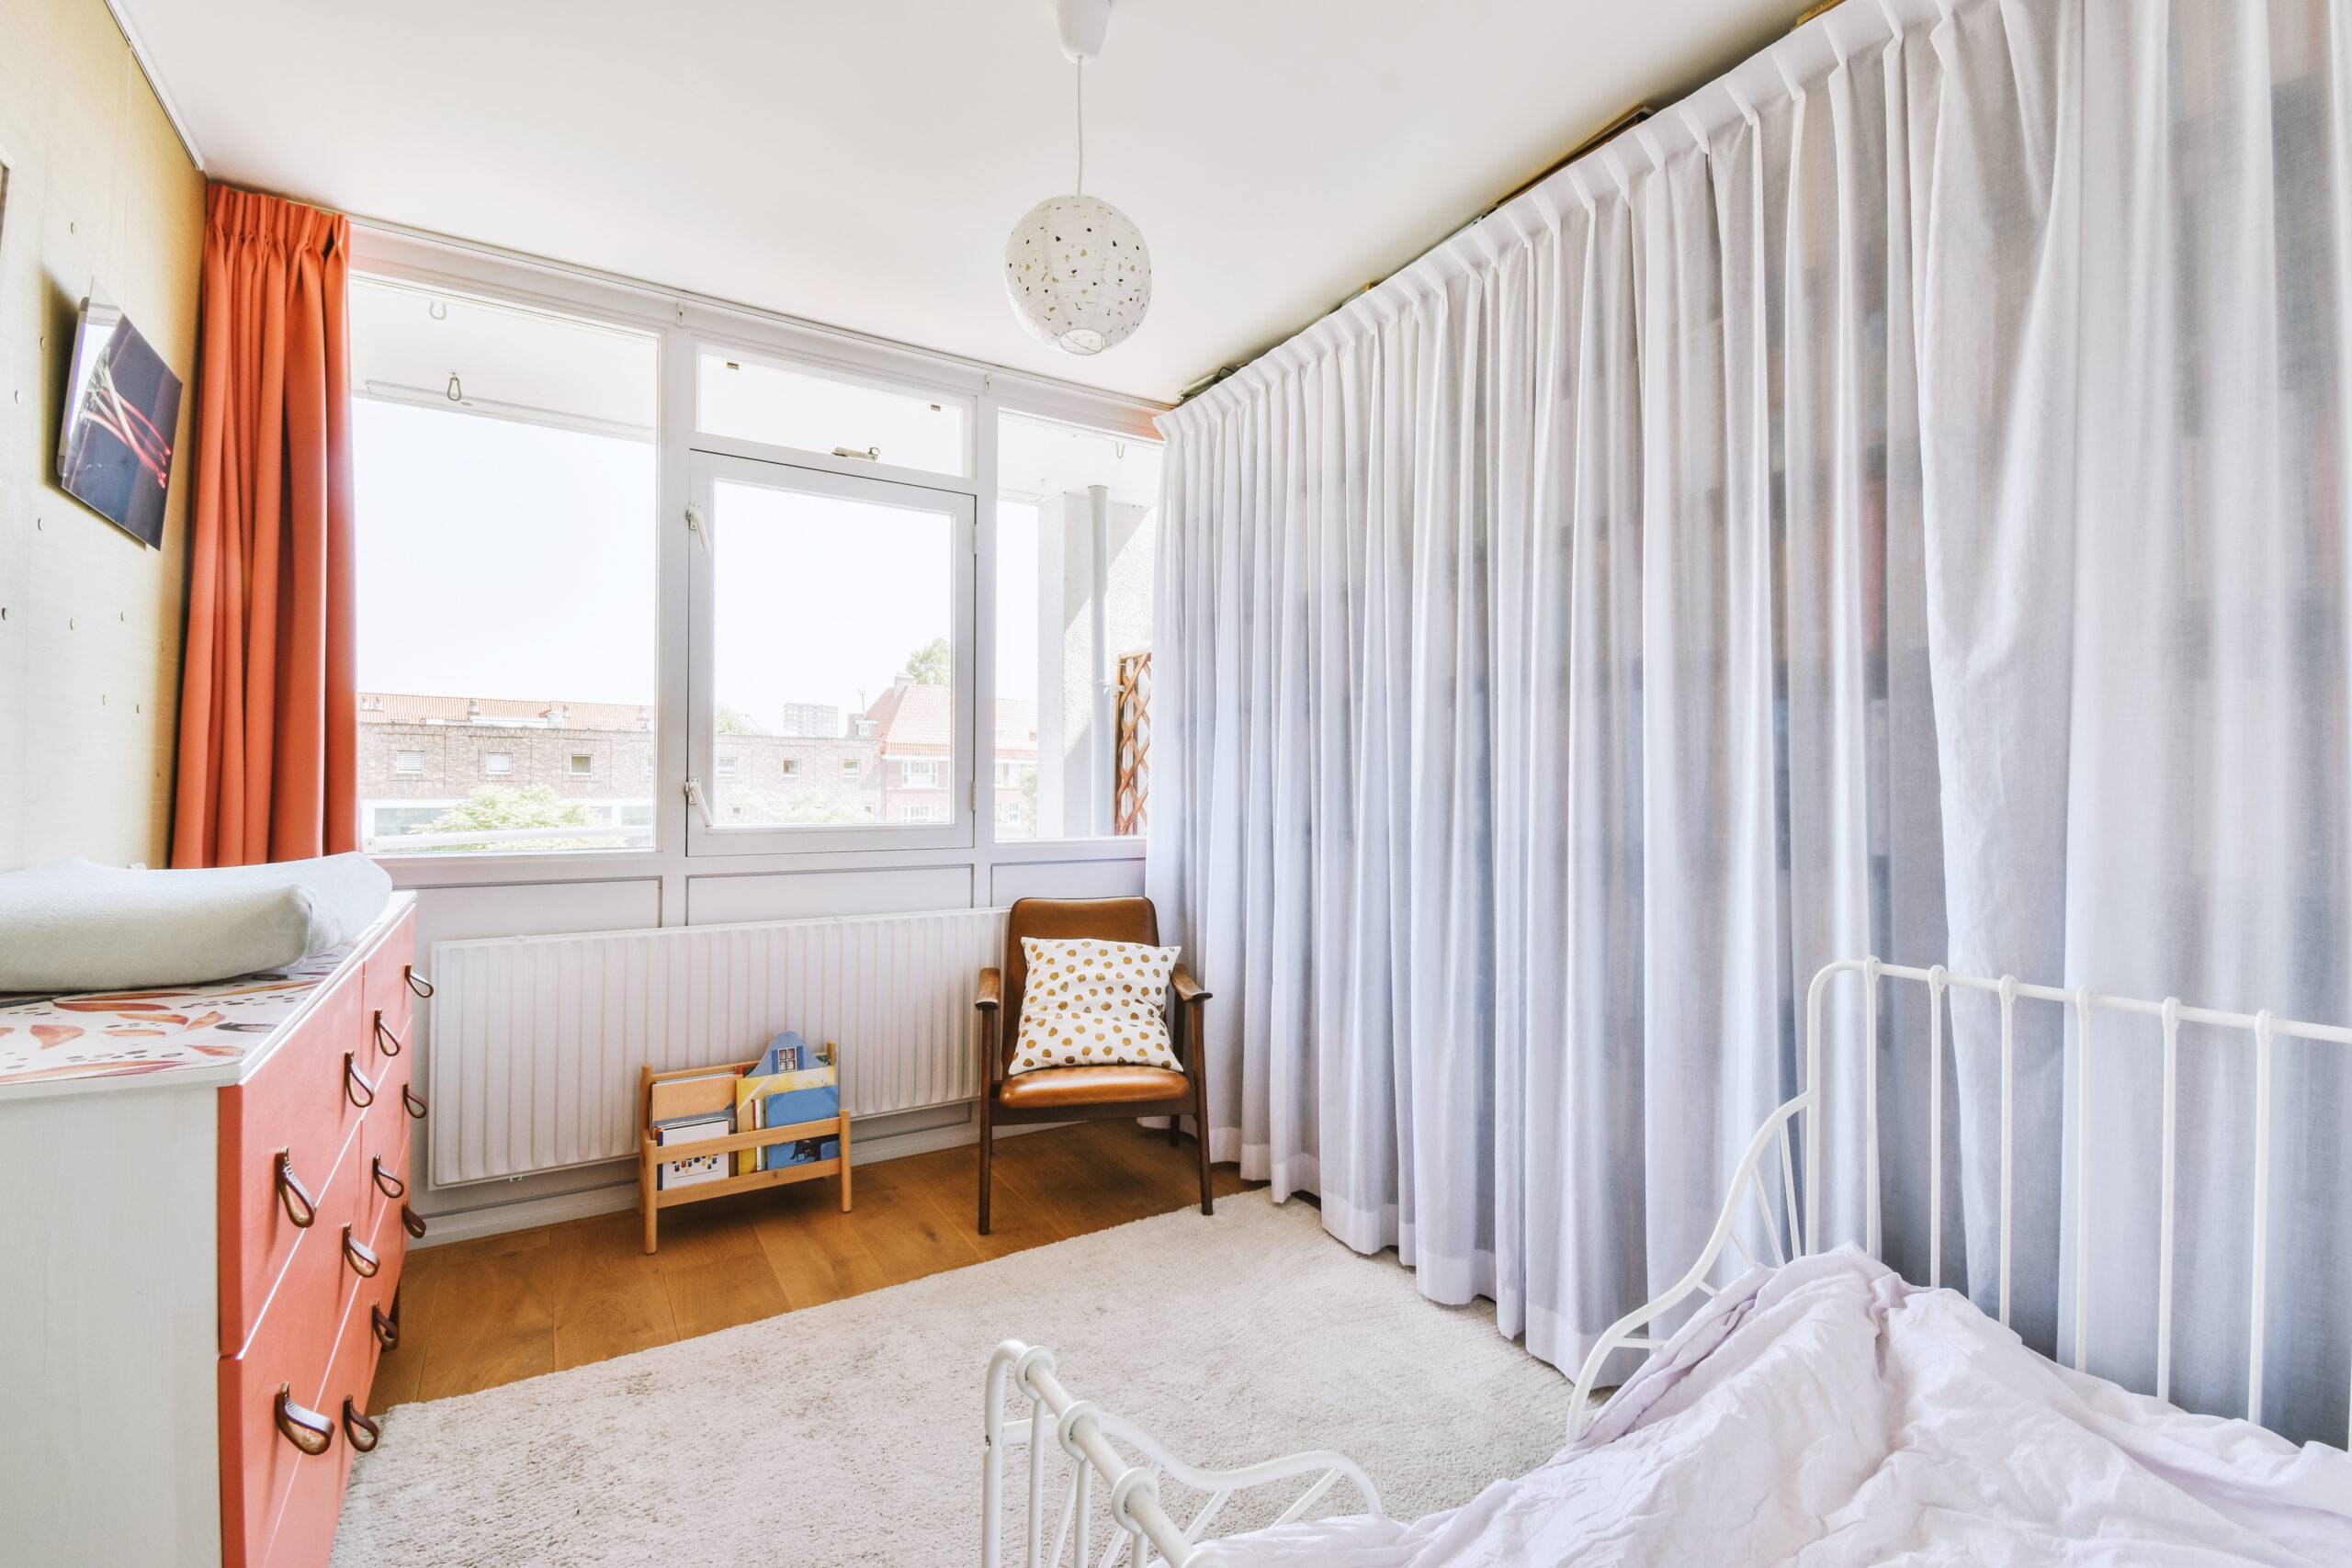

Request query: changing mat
[{"left": 0, "top": 852, "right": 392, "bottom": 992}]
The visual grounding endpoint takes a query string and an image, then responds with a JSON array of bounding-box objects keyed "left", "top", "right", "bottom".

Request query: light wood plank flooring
[{"left": 370, "top": 1122, "right": 1252, "bottom": 1406}]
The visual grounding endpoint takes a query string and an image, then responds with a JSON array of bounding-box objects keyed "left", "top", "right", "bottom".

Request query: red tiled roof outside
[
  {"left": 358, "top": 692, "right": 654, "bottom": 730},
  {"left": 864, "top": 681, "right": 1036, "bottom": 758},
  {"left": 360, "top": 688, "right": 1040, "bottom": 753}
]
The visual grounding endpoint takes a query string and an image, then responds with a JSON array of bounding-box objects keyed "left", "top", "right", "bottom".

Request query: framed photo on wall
[{"left": 55, "top": 293, "right": 183, "bottom": 547}]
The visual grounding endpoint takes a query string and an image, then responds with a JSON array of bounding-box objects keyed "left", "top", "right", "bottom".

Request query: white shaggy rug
[{"left": 332, "top": 1190, "right": 1577, "bottom": 1566}]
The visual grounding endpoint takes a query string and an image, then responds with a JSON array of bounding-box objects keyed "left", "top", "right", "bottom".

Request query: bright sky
[
  {"left": 354, "top": 400, "right": 658, "bottom": 704},
  {"left": 712, "top": 478, "right": 974, "bottom": 724},
  {"left": 353, "top": 399, "right": 1046, "bottom": 728}
]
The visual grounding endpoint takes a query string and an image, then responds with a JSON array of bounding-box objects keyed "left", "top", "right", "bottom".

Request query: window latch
[
  {"left": 685, "top": 502, "right": 711, "bottom": 551},
  {"left": 831, "top": 446, "right": 880, "bottom": 462},
  {"left": 684, "top": 777, "right": 718, "bottom": 829}
]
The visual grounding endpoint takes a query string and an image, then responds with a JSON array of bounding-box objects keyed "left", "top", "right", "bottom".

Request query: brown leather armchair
[{"left": 975, "top": 896, "right": 1212, "bottom": 1234}]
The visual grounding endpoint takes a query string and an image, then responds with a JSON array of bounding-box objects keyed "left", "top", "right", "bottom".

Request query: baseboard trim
[{"left": 411, "top": 1114, "right": 1066, "bottom": 1249}]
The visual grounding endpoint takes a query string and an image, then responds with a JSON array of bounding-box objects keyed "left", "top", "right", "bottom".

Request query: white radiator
[{"left": 426, "top": 907, "right": 1009, "bottom": 1187}]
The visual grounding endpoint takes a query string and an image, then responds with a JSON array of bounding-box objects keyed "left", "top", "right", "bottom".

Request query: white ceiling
[{"left": 117, "top": 0, "right": 1795, "bottom": 403}]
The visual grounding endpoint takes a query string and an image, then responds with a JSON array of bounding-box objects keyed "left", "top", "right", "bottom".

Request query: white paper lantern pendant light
[{"left": 1006, "top": 0, "right": 1150, "bottom": 356}]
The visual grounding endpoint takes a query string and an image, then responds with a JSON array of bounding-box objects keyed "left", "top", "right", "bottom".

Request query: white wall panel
[
  {"left": 991, "top": 855, "right": 1145, "bottom": 906},
  {"left": 685, "top": 863, "right": 974, "bottom": 924}
]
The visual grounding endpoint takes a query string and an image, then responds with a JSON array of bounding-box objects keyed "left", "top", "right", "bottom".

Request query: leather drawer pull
[
  {"left": 274, "top": 1149, "right": 318, "bottom": 1229},
  {"left": 371, "top": 1303, "right": 400, "bottom": 1349},
  {"left": 373, "top": 1011, "right": 403, "bottom": 1057},
  {"left": 404, "top": 965, "right": 434, "bottom": 998},
  {"left": 345, "top": 1053, "right": 377, "bottom": 1110},
  {"left": 401, "top": 1203, "right": 428, "bottom": 1240},
  {"left": 342, "top": 1224, "right": 380, "bottom": 1279},
  {"left": 275, "top": 1386, "right": 334, "bottom": 1456},
  {"left": 371, "top": 1156, "right": 405, "bottom": 1200},
  {"left": 402, "top": 1084, "right": 428, "bottom": 1120},
  {"left": 342, "top": 1398, "right": 381, "bottom": 1454}
]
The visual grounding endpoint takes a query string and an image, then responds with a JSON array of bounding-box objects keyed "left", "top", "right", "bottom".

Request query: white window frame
[
  {"left": 988, "top": 394, "right": 1165, "bottom": 849},
  {"left": 482, "top": 751, "right": 515, "bottom": 776},
  {"left": 901, "top": 758, "right": 942, "bottom": 788},
  {"left": 347, "top": 224, "right": 1163, "bottom": 906},
  {"left": 393, "top": 749, "right": 426, "bottom": 776},
  {"left": 684, "top": 450, "right": 975, "bottom": 856}
]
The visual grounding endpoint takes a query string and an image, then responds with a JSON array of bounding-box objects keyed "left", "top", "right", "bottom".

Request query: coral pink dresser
[{"left": 0, "top": 894, "right": 427, "bottom": 1567}]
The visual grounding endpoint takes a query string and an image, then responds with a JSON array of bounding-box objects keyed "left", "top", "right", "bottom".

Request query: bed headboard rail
[
  {"left": 1570, "top": 958, "right": 2351, "bottom": 1442},
  {"left": 1808, "top": 958, "right": 2351, "bottom": 1431}
]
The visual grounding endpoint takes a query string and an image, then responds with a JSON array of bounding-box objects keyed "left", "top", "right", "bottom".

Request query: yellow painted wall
[{"left": 0, "top": 0, "right": 205, "bottom": 870}]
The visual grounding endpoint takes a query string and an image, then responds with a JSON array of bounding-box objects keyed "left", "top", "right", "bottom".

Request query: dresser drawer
[
  {"left": 266, "top": 1256, "right": 395, "bottom": 1568},
  {"left": 219, "top": 1124, "right": 365, "bottom": 1568},
  {"left": 356, "top": 1046, "right": 416, "bottom": 1248},
  {"left": 218, "top": 963, "right": 369, "bottom": 1355},
  {"left": 360, "top": 908, "right": 418, "bottom": 1071}
]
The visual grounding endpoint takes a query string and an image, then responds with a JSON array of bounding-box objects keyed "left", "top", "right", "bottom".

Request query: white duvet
[{"left": 1218, "top": 1249, "right": 2352, "bottom": 1566}]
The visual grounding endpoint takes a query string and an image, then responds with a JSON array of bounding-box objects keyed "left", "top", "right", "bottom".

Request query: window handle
[
  {"left": 684, "top": 777, "right": 718, "bottom": 829},
  {"left": 685, "top": 501, "right": 712, "bottom": 552}
]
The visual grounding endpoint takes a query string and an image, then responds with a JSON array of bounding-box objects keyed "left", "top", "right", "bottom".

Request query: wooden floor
[{"left": 369, "top": 1121, "right": 1252, "bottom": 1407}]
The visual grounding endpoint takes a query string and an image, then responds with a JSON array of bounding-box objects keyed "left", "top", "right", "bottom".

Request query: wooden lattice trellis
[{"left": 1114, "top": 650, "right": 1151, "bottom": 836}]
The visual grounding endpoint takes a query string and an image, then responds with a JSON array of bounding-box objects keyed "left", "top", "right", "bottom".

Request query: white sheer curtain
[{"left": 1148, "top": 0, "right": 2352, "bottom": 1444}]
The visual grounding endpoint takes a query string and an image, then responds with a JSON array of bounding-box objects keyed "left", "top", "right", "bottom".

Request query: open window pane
[
  {"left": 994, "top": 412, "right": 1159, "bottom": 840},
  {"left": 697, "top": 349, "right": 967, "bottom": 476},
  {"left": 707, "top": 475, "right": 959, "bottom": 829},
  {"left": 352, "top": 276, "right": 659, "bottom": 854}
]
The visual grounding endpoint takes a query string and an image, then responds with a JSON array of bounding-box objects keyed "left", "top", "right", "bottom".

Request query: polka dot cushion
[{"left": 1007, "top": 936, "right": 1182, "bottom": 1077}]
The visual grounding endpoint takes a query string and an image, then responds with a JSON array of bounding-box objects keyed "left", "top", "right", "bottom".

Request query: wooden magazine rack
[{"left": 636, "top": 1053, "right": 852, "bottom": 1254}]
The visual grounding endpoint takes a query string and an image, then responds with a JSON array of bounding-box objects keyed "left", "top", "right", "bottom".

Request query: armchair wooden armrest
[
  {"left": 1170, "top": 964, "right": 1211, "bottom": 1006},
  {"left": 976, "top": 967, "right": 1004, "bottom": 1088}
]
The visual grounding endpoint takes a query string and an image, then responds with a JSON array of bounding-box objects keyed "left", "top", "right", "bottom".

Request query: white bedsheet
[{"left": 1217, "top": 1249, "right": 2352, "bottom": 1566}]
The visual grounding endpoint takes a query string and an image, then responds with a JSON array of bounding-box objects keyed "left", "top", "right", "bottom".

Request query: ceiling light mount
[
  {"left": 1006, "top": 0, "right": 1151, "bottom": 356},
  {"left": 1055, "top": 0, "right": 1111, "bottom": 63}
]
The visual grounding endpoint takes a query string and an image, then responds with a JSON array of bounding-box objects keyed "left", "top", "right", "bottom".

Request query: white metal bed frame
[{"left": 981, "top": 957, "right": 2352, "bottom": 1568}]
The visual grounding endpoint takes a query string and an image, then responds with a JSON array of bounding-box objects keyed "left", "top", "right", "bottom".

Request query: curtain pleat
[
  {"left": 173, "top": 185, "right": 356, "bottom": 867},
  {"left": 1148, "top": 0, "right": 2352, "bottom": 1444}
]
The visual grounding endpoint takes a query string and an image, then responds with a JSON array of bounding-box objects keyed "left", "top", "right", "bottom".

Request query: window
[
  {"left": 696, "top": 349, "right": 968, "bottom": 477},
  {"left": 899, "top": 801, "right": 949, "bottom": 824},
  {"left": 781, "top": 758, "right": 802, "bottom": 777},
  {"left": 718, "top": 755, "right": 739, "bottom": 778},
  {"left": 352, "top": 276, "right": 658, "bottom": 855},
  {"left": 995, "top": 412, "right": 1159, "bottom": 840},
  {"left": 690, "top": 454, "right": 971, "bottom": 846}
]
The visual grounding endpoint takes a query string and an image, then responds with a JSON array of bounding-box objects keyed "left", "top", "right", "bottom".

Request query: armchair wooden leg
[
  {"left": 978, "top": 1104, "right": 995, "bottom": 1236},
  {"left": 1169, "top": 1114, "right": 1180, "bottom": 1147},
  {"left": 1192, "top": 1085, "right": 1213, "bottom": 1218}
]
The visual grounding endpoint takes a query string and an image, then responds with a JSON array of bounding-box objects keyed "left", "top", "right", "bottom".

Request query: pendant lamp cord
[{"left": 1074, "top": 59, "right": 1086, "bottom": 196}]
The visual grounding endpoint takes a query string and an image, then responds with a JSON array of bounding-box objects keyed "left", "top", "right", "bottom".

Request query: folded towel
[{"left": 0, "top": 853, "right": 394, "bottom": 992}]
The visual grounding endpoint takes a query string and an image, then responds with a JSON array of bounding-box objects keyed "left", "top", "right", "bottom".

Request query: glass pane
[
  {"left": 697, "top": 349, "right": 968, "bottom": 476},
  {"left": 708, "top": 477, "right": 956, "bottom": 829},
  {"left": 994, "top": 412, "right": 1160, "bottom": 840},
  {"left": 352, "top": 276, "right": 659, "bottom": 855}
]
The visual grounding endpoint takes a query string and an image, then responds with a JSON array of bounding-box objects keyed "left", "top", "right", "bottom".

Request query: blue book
[{"left": 755, "top": 1032, "right": 841, "bottom": 1171}]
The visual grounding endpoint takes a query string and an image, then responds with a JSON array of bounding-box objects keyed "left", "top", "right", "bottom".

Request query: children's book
[
  {"left": 653, "top": 1112, "right": 731, "bottom": 1190},
  {"left": 731, "top": 1076, "right": 766, "bottom": 1176},
  {"left": 648, "top": 1066, "right": 738, "bottom": 1124},
  {"left": 748, "top": 1032, "right": 842, "bottom": 1172}
]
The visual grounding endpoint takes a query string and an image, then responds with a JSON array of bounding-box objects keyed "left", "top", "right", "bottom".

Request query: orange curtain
[{"left": 172, "top": 186, "right": 357, "bottom": 866}]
